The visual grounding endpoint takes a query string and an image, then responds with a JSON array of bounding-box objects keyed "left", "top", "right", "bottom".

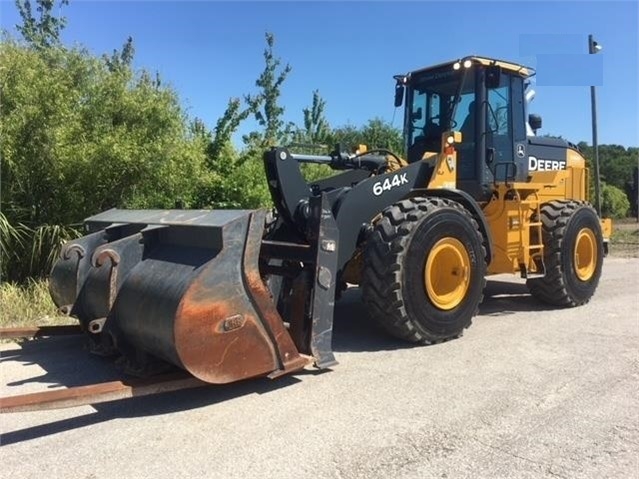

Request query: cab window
[{"left": 486, "top": 74, "right": 513, "bottom": 165}]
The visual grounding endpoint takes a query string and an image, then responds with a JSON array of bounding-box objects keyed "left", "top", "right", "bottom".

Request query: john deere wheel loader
[{"left": 0, "top": 56, "right": 612, "bottom": 411}]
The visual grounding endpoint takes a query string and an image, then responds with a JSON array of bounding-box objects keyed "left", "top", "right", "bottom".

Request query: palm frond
[
  {"left": 29, "top": 223, "right": 82, "bottom": 278},
  {"left": 0, "top": 212, "right": 31, "bottom": 281}
]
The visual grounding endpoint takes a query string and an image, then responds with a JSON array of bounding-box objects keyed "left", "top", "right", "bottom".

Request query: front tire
[
  {"left": 361, "top": 197, "right": 487, "bottom": 344},
  {"left": 527, "top": 200, "right": 604, "bottom": 306}
]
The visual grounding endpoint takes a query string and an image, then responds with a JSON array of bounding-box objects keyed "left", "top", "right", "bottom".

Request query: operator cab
[{"left": 397, "top": 56, "right": 534, "bottom": 200}]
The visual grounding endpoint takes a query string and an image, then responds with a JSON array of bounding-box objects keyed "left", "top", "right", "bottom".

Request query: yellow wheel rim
[
  {"left": 424, "top": 237, "right": 471, "bottom": 311},
  {"left": 574, "top": 228, "right": 597, "bottom": 281}
]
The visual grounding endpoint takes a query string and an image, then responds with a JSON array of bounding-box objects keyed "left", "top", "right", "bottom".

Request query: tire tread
[
  {"left": 361, "top": 197, "right": 486, "bottom": 344},
  {"left": 526, "top": 200, "right": 602, "bottom": 307}
]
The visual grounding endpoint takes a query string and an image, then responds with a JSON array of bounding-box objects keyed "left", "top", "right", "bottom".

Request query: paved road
[{"left": 2, "top": 257, "right": 638, "bottom": 479}]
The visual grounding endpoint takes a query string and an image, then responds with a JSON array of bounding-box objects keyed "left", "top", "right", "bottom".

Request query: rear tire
[
  {"left": 527, "top": 200, "right": 604, "bottom": 306},
  {"left": 361, "top": 197, "right": 487, "bottom": 344}
]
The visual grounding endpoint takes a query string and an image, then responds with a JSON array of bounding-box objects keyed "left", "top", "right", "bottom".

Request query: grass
[
  {"left": 0, "top": 279, "right": 75, "bottom": 330},
  {"left": 610, "top": 219, "right": 639, "bottom": 258}
]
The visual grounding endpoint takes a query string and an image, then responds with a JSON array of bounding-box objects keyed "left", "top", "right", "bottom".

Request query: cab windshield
[{"left": 406, "top": 67, "right": 476, "bottom": 154}]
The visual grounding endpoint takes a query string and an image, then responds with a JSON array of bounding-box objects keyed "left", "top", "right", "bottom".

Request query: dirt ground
[{"left": 610, "top": 219, "right": 639, "bottom": 257}]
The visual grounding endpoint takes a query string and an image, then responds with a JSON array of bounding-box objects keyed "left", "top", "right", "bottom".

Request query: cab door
[
  {"left": 485, "top": 72, "right": 527, "bottom": 183},
  {"left": 486, "top": 74, "right": 514, "bottom": 180}
]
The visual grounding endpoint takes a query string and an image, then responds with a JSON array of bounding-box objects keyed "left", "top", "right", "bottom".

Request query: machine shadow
[
  {"left": 1, "top": 335, "right": 312, "bottom": 446},
  {"left": 0, "top": 373, "right": 304, "bottom": 446},
  {"left": 1, "top": 335, "right": 121, "bottom": 388},
  {"left": 1, "top": 334, "right": 313, "bottom": 446},
  {"left": 331, "top": 279, "right": 554, "bottom": 352},
  {"left": 479, "top": 279, "right": 557, "bottom": 316},
  {"left": 331, "top": 288, "right": 413, "bottom": 353}
]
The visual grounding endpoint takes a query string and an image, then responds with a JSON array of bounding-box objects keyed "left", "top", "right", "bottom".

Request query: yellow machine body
[{"left": 422, "top": 130, "right": 609, "bottom": 277}]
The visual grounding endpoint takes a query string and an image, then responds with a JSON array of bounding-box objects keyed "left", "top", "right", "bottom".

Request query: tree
[
  {"left": 197, "top": 32, "right": 293, "bottom": 210},
  {"left": 601, "top": 183, "right": 630, "bottom": 219},
  {"left": 15, "top": 0, "right": 69, "bottom": 49},
  {"left": 207, "top": 97, "right": 252, "bottom": 171},
  {"left": 577, "top": 142, "right": 638, "bottom": 213},
  {"left": 243, "top": 32, "right": 291, "bottom": 148},
  {"left": 330, "top": 118, "right": 404, "bottom": 155},
  {"left": 193, "top": 97, "right": 257, "bottom": 210},
  {"left": 103, "top": 36, "right": 135, "bottom": 72},
  {"left": 194, "top": 33, "right": 291, "bottom": 210},
  {"left": 290, "top": 90, "right": 331, "bottom": 147},
  {"left": 359, "top": 118, "right": 405, "bottom": 154},
  {"left": 0, "top": 38, "right": 209, "bottom": 281}
]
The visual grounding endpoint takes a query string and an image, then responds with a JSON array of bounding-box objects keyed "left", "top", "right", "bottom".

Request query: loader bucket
[{"left": 49, "top": 209, "right": 312, "bottom": 384}]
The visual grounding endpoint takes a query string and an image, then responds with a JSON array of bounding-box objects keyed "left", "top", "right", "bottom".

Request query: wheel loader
[{"left": 0, "top": 56, "right": 612, "bottom": 411}]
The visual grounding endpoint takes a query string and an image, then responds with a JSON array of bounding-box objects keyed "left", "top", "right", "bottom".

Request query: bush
[
  {"left": 0, "top": 38, "right": 209, "bottom": 282},
  {"left": 0, "top": 279, "right": 72, "bottom": 329},
  {"left": 601, "top": 183, "right": 630, "bottom": 219}
]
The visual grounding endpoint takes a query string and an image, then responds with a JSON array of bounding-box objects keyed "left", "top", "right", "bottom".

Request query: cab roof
[{"left": 406, "top": 56, "right": 534, "bottom": 79}]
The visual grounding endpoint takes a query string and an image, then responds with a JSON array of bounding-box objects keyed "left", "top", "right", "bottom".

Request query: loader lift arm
[{"left": 263, "top": 147, "right": 434, "bottom": 273}]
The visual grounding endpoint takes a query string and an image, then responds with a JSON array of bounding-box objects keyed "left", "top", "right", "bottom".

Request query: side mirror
[
  {"left": 394, "top": 83, "right": 404, "bottom": 107},
  {"left": 485, "top": 65, "right": 501, "bottom": 89},
  {"left": 529, "top": 113, "right": 542, "bottom": 133}
]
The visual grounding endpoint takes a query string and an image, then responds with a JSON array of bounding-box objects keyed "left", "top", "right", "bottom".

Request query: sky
[{"left": 1, "top": 0, "right": 638, "bottom": 147}]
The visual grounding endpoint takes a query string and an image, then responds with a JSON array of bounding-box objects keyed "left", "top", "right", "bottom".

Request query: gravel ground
[{"left": 1, "top": 257, "right": 638, "bottom": 479}]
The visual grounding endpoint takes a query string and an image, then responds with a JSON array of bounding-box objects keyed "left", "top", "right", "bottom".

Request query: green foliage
[
  {"left": 27, "top": 223, "right": 81, "bottom": 279},
  {"left": 195, "top": 148, "right": 271, "bottom": 210},
  {"left": 0, "top": 30, "right": 209, "bottom": 281},
  {"left": 0, "top": 212, "right": 80, "bottom": 282},
  {"left": 15, "top": 0, "right": 69, "bottom": 49},
  {"left": 299, "top": 163, "right": 335, "bottom": 183},
  {"left": 601, "top": 183, "right": 630, "bottom": 219},
  {"left": 0, "top": 212, "right": 27, "bottom": 280},
  {"left": 1, "top": 40, "right": 208, "bottom": 222},
  {"left": 292, "top": 118, "right": 405, "bottom": 184},
  {"left": 243, "top": 32, "right": 291, "bottom": 148},
  {"left": 197, "top": 32, "right": 302, "bottom": 209},
  {"left": 287, "top": 90, "right": 335, "bottom": 183},
  {"left": 103, "top": 36, "right": 135, "bottom": 72},
  {"left": 359, "top": 118, "right": 405, "bottom": 155},
  {"left": 195, "top": 33, "right": 290, "bottom": 210},
  {"left": 290, "top": 90, "right": 332, "bottom": 147},
  {"left": 331, "top": 118, "right": 404, "bottom": 155},
  {"left": 208, "top": 97, "right": 252, "bottom": 170},
  {"left": 577, "top": 142, "right": 638, "bottom": 194}
]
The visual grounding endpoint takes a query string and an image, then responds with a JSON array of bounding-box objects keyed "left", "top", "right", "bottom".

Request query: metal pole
[
  {"left": 589, "top": 34, "right": 602, "bottom": 217},
  {"left": 635, "top": 165, "right": 639, "bottom": 222}
]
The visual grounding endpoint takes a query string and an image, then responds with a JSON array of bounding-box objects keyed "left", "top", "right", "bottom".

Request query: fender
[{"left": 406, "top": 188, "right": 494, "bottom": 265}]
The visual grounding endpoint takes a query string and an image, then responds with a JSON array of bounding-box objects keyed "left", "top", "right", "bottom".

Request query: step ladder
[{"left": 514, "top": 190, "right": 546, "bottom": 279}]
